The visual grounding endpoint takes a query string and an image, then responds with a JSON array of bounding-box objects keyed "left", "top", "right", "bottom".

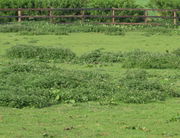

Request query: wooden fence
[{"left": 0, "top": 8, "right": 179, "bottom": 25}]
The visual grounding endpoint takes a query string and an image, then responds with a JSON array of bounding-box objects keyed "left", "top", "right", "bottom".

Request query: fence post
[
  {"left": 49, "top": 8, "right": 53, "bottom": 23},
  {"left": 112, "top": 8, "right": 115, "bottom": 24},
  {"left": 18, "top": 9, "right": 22, "bottom": 22},
  {"left": 81, "top": 10, "right": 85, "bottom": 23},
  {"left": 173, "top": 11, "right": 177, "bottom": 25},
  {"left": 144, "top": 10, "right": 148, "bottom": 23}
]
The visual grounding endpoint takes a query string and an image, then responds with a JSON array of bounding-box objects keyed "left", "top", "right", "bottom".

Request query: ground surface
[
  {"left": 0, "top": 99, "right": 180, "bottom": 138},
  {"left": 0, "top": 32, "right": 179, "bottom": 138}
]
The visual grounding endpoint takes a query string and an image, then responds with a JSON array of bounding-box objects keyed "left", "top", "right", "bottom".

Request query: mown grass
[
  {"left": 0, "top": 31, "right": 179, "bottom": 56},
  {"left": 0, "top": 99, "right": 180, "bottom": 138}
]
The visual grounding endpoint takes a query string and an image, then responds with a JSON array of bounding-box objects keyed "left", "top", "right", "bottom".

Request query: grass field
[
  {"left": 0, "top": 32, "right": 179, "bottom": 55},
  {"left": 0, "top": 99, "right": 180, "bottom": 138},
  {"left": 0, "top": 29, "right": 180, "bottom": 138}
]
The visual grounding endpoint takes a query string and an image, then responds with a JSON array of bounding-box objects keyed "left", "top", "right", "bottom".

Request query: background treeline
[
  {"left": 149, "top": 0, "right": 180, "bottom": 21},
  {"left": 0, "top": 0, "right": 179, "bottom": 23}
]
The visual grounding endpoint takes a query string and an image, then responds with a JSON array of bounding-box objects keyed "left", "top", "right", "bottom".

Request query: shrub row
[
  {"left": 148, "top": 0, "right": 180, "bottom": 22},
  {"left": 0, "top": 0, "right": 144, "bottom": 23},
  {"left": 6, "top": 46, "right": 180, "bottom": 69},
  {"left": 0, "top": 63, "right": 178, "bottom": 108}
]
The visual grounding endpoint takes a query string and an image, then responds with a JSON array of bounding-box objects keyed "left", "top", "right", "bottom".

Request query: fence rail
[{"left": 0, "top": 8, "right": 179, "bottom": 25}]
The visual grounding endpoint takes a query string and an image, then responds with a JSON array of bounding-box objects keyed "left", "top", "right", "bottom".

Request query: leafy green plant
[
  {"left": 148, "top": 0, "right": 180, "bottom": 23},
  {"left": 122, "top": 49, "right": 180, "bottom": 69},
  {"left": 115, "top": 70, "right": 171, "bottom": 103},
  {"left": 0, "top": 62, "right": 176, "bottom": 108},
  {"left": 173, "top": 48, "right": 180, "bottom": 56},
  {"left": 0, "top": 62, "right": 114, "bottom": 108},
  {"left": 79, "top": 49, "right": 124, "bottom": 64},
  {"left": 0, "top": 22, "right": 125, "bottom": 35},
  {"left": 6, "top": 45, "right": 76, "bottom": 62}
]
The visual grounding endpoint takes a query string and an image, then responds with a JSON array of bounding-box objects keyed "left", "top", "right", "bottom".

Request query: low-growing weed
[
  {"left": 6, "top": 45, "right": 76, "bottom": 62},
  {"left": 173, "top": 48, "right": 180, "bottom": 56},
  {"left": 0, "top": 22, "right": 125, "bottom": 36},
  {"left": 79, "top": 49, "right": 124, "bottom": 64},
  {"left": 6, "top": 46, "right": 180, "bottom": 69},
  {"left": 166, "top": 114, "right": 180, "bottom": 123},
  {"left": 0, "top": 63, "right": 177, "bottom": 108},
  {"left": 114, "top": 70, "right": 173, "bottom": 103},
  {"left": 0, "top": 62, "right": 114, "bottom": 108},
  {"left": 122, "top": 49, "right": 180, "bottom": 69}
]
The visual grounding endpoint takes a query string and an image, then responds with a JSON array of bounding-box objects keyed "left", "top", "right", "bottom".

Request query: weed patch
[
  {"left": 79, "top": 49, "right": 124, "bottom": 64},
  {"left": 0, "top": 22, "right": 125, "bottom": 36},
  {"left": 122, "top": 49, "right": 180, "bottom": 69},
  {"left": 114, "top": 70, "right": 174, "bottom": 103},
  {"left": 0, "top": 62, "right": 114, "bottom": 108},
  {"left": 6, "top": 45, "right": 76, "bottom": 62},
  {"left": 1, "top": 63, "right": 177, "bottom": 108},
  {"left": 6, "top": 46, "right": 180, "bottom": 69}
]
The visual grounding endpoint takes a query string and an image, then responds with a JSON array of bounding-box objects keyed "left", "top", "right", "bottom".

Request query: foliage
[
  {"left": 115, "top": 70, "right": 171, "bottom": 103},
  {"left": 148, "top": 0, "right": 180, "bottom": 21},
  {"left": 0, "top": 61, "right": 178, "bottom": 108},
  {"left": 148, "top": 0, "right": 180, "bottom": 10},
  {"left": 173, "top": 48, "right": 180, "bottom": 56},
  {"left": 0, "top": 22, "right": 124, "bottom": 35},
  {"left": 6, "top": 45, "right": 76, "bottom": 62},
  {"left": 0, "top": 0, "right": 144, "bottom": 23},
  {"left": 0, "top": 0, "right": 86, "bottom": 22},
  {"left": 6, "top": 46, "right": 180, "bottom": 69},
  {"left": 122, "top": 49, "right": 180, "bottom": 69},
  {"left": 86, "top": 0, "right": 144, "bottom": 23},
  {"left": 0, "top": 62, "right": 114, "bottom": 108},
  {"left": 79, "top": 49, "right": 124, "bottom": 64}
]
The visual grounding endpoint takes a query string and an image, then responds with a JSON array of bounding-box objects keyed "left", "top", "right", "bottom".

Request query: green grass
[
  {"left": 0, "top": 32, "right": 179, "bottom": 56},
  {"left": 0, "top": 99, "right": 180, "bottom": 138},
  {"left": 0, "top": 31, "right": 179, "bottom": 137},
  {"left": 136, "top": 0, "right": 149, "bottom": 6}
]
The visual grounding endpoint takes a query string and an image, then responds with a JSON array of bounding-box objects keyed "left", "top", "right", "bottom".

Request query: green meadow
[{"left": 0, "top": 29, "right": 180, "bottom": 137}]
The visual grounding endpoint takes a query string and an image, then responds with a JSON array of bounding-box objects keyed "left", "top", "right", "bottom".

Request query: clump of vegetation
[
  {"left": 0, "top": 22, "right": 125, "bottom": 36},
  {"left": 6, "top": 45, "right": 76, "bottom": 62},
  {"left": 167, "top": 114, "right": 180, "bottom": 123},
  {"left": 6, "top": 46, "right": 180, "bottom": 69},
  {"left": 79, "top": 49, "right": 124, "bottom": 64},
  {"left": 173, "top": 48, "right": 180, "bottom": 56},
  {"left": 0, "top": 62, "right": 113, "bottom": 108},
  {"left": 0, "top": 62, "right": 178, "bottom": 108},
  {"left": 114, "top": 70, "right": 172, "bottom": 103},
  {"left": 122, "top": 49, "right": 180, "bottom": 69}
]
